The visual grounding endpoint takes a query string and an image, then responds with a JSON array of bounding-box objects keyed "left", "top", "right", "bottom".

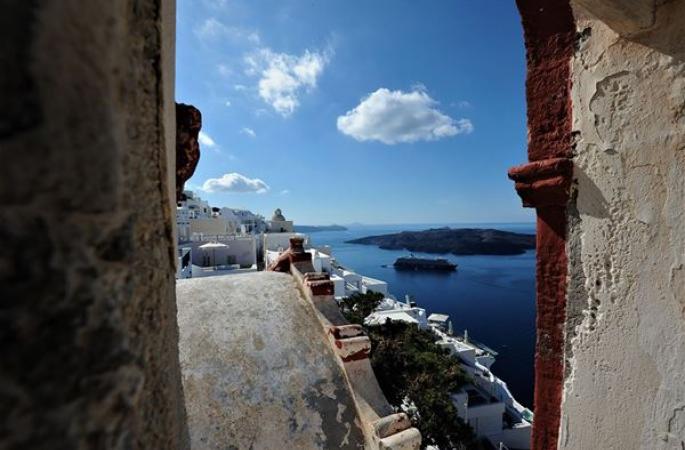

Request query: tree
[
  {"left": 366, "top": 322, "right": 480, "bottom": 449},
  {"left": 339, "top": 291, "right": 384, "bottom": 325},
  {"left": 338, "top": 295, "right": 484, "bottom": 449}
]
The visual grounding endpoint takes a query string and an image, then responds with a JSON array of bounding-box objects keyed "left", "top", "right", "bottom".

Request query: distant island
[
  {"left": 294, "top": 224, "right": 348, "bottom": 233},
  {"left": 346, "top": 228, "right": 535, "bottom": 255}
]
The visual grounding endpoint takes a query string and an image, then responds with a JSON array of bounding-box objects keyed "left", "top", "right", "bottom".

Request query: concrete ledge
[
  {"left": 378, "top": 428, "right": 422, "bottom": 450},
  {"left": 289, "top": 264, "right": 422, "bottom": 450},
  {"left": 373, "top": 413, "right": 412, "bottom": 439},
  {"left": 176, "top": 273, "right": 366, "bottom": 449}
]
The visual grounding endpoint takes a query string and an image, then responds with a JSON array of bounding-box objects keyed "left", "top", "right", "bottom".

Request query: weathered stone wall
[
  {"left": 561, "top": 1, "right": 685, "bottom": 447},
  {"left": 0, "top": 0, "right": 187, "bottom": 448},
  {"left": 177, "top": 273, "right": 367, "bottom": 449}
]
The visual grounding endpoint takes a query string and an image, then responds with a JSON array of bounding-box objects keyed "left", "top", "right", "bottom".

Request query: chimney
[{"left": 289, "top": 236, "right": 305, "bottom": 254}]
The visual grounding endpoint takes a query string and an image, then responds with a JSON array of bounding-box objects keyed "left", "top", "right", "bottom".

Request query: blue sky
[{"left": 177, "top": 0, "right": 532, "bottom": 225}]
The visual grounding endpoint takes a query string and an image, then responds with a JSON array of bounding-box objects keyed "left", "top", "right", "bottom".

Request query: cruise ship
[{"left": 393, "top": 256, "right": 458, "bottom": 271}]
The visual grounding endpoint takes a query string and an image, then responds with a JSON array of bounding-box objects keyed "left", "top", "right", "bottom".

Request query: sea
[{"left": 307, "top": 222, "right": 537, "bottom": 409}]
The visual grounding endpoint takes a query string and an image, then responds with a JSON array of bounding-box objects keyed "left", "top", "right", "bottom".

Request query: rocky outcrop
[
  {"left": 176, "top": 103, "right": 201, "bottom": 201},
  {"left": 347, "top": 228, "right": 536, "bottom": 255}
]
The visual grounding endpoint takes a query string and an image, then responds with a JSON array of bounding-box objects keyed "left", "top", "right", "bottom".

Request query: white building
[
  {"left": 361, "top": 297, "right": 532, "bottom": 449},
  {"left": 189, "top": 217, "right": 237, "bottom": 237},
  {"left": 330, "top": 266, "right": 390, "bottom": 298},
  {"left": 364, "top": 297, "right": 428, "bottom": 329},
  {"left": 219, "top": 207, "right": 266, "bottom": 234},
  {"left": 176, "top": 235, "right": 259, "bottom": 279},
  {"left": 263, "top": 232, "right": 309, "bottom": 253},
  {"left": 176, "top": 191, "right": 267, "bottom": 242},
  {"left": 433, "top": 325, "right": 532, "bottom": 449},
  {"left": 177, "top": 191, "right": 212, "bottom": 241},
  {"left": 266, "top": 208, "right": 293, "bottom": 233}
]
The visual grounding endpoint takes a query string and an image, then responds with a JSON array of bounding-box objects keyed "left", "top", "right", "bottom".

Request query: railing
[{"left": 184, "top": 234, "right": 257, "bottom": 242}]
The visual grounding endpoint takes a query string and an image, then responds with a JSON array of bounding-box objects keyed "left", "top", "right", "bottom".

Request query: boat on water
[{"left": 393, "top": 255, "right": 457, "bottom": 271}]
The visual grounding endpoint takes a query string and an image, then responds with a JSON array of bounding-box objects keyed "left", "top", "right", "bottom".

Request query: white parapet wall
[
  {"left": 263, "top": 232, "right": 309, "bottom": 253},
  {"left": 187, "top": 236, "right": 257, "bottom": 268}
]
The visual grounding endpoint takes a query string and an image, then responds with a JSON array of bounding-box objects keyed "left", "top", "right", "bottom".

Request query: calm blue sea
[{"left": 309, "top": 223, "right": 536, "bottom": 409}]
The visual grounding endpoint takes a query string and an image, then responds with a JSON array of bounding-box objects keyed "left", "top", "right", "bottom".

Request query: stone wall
[
  {"left": 561, "top": 1, "right": 685, "bottom": 448},
  {"left": 0, "top": 0, "right": 187, "bottom": 448}
]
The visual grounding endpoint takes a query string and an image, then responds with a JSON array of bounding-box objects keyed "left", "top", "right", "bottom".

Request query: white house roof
[
  {"left": 199, "top": 242, "right": 228, "bottom": 249},
  {"left": 428, "top": 313, "right": 450, "bottom": 323},
  {"left": 365, "top": 310, "right": 420, "bottom": 327}
]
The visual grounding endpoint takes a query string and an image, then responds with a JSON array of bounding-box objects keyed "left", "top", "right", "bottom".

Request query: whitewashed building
[
  {"left": 266, "top": 208, "right": 293, "bottom": 233},
  {"left": 176, "top": 191, "right": 267, "bottom": 241}
]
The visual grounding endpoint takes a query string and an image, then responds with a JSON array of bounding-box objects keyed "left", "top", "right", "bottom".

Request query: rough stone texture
[
  {"left": 560, "top": 2, "right": 685, "bottom": 448},
  {"left": 177, "top": 272, "right": 365, "bottom": 449},
  {"left": 516, "top": 0, "right": 575, "bottom": 161},
  {"left": 0, "top": 1, "right": 187, "bottom": 448},
  {"left": 175, "top": 103, "right": 201, "bottom": 201},
  {"left": 513, "top": 1, "right": 575, "bottom": 448},
  {"left": 509, "top": 158, "right": 574, "bottom": 208},
  {"left": 575, "top": 0, "right": 685, "bottom": 59},
  {"left": 288, "top": 263, "right": 421, "bottom": 449}
]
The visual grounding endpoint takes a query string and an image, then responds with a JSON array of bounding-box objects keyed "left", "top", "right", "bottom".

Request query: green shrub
[
  {"left": 366, "top": 321, "right": 480, "bottom": 449},
  {"left": 339, "top": 291, "right": 384, "bottom": 325},
  {"left": 339, "top": 292, "right": 482, "bottom": 449}
]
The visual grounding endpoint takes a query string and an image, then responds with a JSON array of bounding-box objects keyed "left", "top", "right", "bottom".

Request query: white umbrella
[
  {"left": 199, "top": 242, "right": 228, "bottom": 267},
  {"left": 199, "top": 242, "right": 228, "bottom": 249}
]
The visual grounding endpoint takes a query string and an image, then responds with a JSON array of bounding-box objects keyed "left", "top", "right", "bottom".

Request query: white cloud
[
  {"left": 195, "top": 18, "right": 260, "bottom": 44},
  {"left": 245, "top": 48, "right": 330, "bottom": 117},
  {"left": 217, "top": 64, "right": 233, "bottom": 77},
  {"left": 337, "top": 87, "right": 473, "bottom": 145},
  {"left": 457, "top": 100, "right": 472, "bottom": 109},
  {"left": 279, "top": 189, "right": 290, "bottom": 195},
  {"left": 202, "top": 172, "right": 269, "bottom": 194},
  {"left": 241, "top": 127, "right": 256, "bottom": 137},
  {"left": 234, "top": 84, "right": 247, "bottom": 91},
  {"left": 198, "top": 131, "right": 217, "bottom": 148},
  {"left": 202, "top": 0, "right": 228, "bottom": 9},
  {"left": 225, "top": 100, "right": 232, "bottom": 107}
]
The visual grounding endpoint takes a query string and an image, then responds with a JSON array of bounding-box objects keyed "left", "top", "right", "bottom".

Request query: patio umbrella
[{"left": 199, "top": 242, "right": 228, "bottom": 267}]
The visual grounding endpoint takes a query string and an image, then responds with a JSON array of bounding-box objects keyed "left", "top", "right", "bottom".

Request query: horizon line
[{"left": 295, "top": 220, "right": 537, "bottom": 227}]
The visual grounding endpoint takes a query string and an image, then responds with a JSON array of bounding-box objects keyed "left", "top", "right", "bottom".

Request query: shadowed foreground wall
[
  {"left": 0, "top": 0, "right": 187, "bottom": 448},
  {"left": 562, "top": 0, "right": 685, "bottom": 448}
]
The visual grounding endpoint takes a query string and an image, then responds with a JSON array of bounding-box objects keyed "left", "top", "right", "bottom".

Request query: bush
[
  {"left": 366, "top": 321, "right": 480, "bottom": 449},
  {"left": 339, "top": 294, "right": 483, "bottom": 448},
  {"left": 339, "top": 291, "right": 384, "bottom": 325}
]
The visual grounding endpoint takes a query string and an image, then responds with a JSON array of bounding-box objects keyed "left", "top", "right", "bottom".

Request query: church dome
[{"left": 272, "top": 208, "right": 286, "bottom": 221}]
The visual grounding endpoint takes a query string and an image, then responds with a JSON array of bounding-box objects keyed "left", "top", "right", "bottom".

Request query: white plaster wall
[
  {"left": 468, "top": 403, "right": 505, "bottom": 436},
  {"left": 263, "top": 232, "right": 308, "bottom": 252},
  {"left": 561, "top": 5, "right": 685, "bottom": 448},
  {"left": 189, "top": 217, "right": 235, "bottom": 235},
  {"left": 190, "top": 237, "right": 256, "bottom": 267}
]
